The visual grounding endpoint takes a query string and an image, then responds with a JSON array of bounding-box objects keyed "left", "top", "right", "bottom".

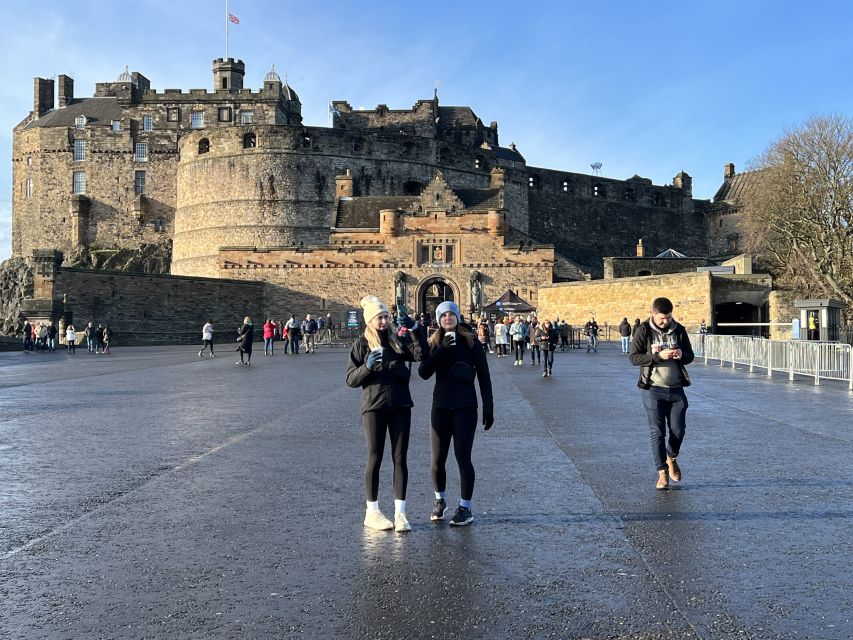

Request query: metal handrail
[{"left": 694, "top": 334, "right": 853, "bottom": 389}]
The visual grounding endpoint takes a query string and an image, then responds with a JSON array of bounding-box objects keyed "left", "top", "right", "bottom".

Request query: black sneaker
[
  {"left": 430, "top": 498, "right": 448, "bottom": 521},
  {"left": 449, "top": 506, "right": 473, "bottom": 526}
]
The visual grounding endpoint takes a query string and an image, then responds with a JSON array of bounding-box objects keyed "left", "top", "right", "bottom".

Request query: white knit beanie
[{"left": 360, "top": 295, "right": 389, "bottom": 324}]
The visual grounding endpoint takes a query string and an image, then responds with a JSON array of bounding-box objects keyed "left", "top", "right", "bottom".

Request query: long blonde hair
[
  {"left": 428, "top": 322, "right": 476, "bottom": 350},
  {"left": 364, "top": 318, "right": 404, "bottom": 353}
]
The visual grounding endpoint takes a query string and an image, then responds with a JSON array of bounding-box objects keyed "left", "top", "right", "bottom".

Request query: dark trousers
[
  {"left": 543, "top": 349, "right": 555, "bottom": 371},
  {"left": 560, "top": 335, "right": 568, "bottom": 350},
  {"left": 363, "top": 408, "right": 411, "bottom": 501},
  {"left": 642, "top": 386, "right": 688, "bottom": 470},
  {"left": 430, "top": 406, "right": 477, "bottom": 501},
  {"left": 514, "top": 340, "right": 525, "bottom": 360},
  {"left": 530, "top": 344, "right": 540, "bottom": 363}
]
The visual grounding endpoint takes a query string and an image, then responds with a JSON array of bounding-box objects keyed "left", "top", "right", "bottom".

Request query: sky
[{"left": 3, "top": 0, "right": 853, "bottom": 262}]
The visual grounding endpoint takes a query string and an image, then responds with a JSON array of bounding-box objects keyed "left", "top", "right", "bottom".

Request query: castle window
[
  {"left": 191, "top": 111, "right": 205, "bottom": 129},
  {"left": 111, "top": 119, "right": 122, "bottom": 132},
  {"left": 562, "top": 180, "right": 569, "bottom": 193},
  {"left": 623, "top": 187, "right": 635, "bottom": 201},
  {"left": 72, "top": 171, "right": 86, "bottom": 194},
  {"left": 638, "top": 270, "right": 652, "bottom": 276},
  {"left": 302, "top": 135, "right": 312, "bottom": 148},
  {"left": 727, "top": 233, "right": 739, "bottom": 253},
  {"left": 26, "top": 156, "right": 32, "bottom": 166},
  {"left": 75, "top": 115, "right": 86, "bottom": 130},
  {"left": 134, "top": 143, "right": 148, "bottom": 162},
  {"left": 651, "top": 192, "right": 661, "bottom": 206},
  {"left": 439, "top": 147, "right": 450, "bottom": 163},
  {"left": 221, "top": 77, "right": 228, "bottom": 90},
  {"left": 529, "top": 175, "right": 540, "bottom": 188},
  {"left": 474, "top": 157, "right": 481, "bottom": 169},
  {"left": 353, "top": 139, "right": 364, "bottom": 152},
  {"left": 593, "top": 184, "right": 604, "bottom": 197},
  {"left": 73, "top": 140, "right": 86, "bottom": 162},
  {"left": 240, "top": 111, "right": 254, "bottom": 124},
  {"left": 154, "top": 217, "right": 166, "bottom": 232},
  {"left": 243, "top": 132, "right": 256, "bottom": 148},
  {"left": 25, "top": 178, "right": 33, "bottom": 198},
  {"left": 403, "top": 141, "right": 416, "bottom": 157},
  {"left": 166, "top": 108, "right": 180, "bottom": 122},
  {"left": 218, "top": 107, "right": 232, "bottom": 122},
  {"left": 198, "top": 138, "right": 210, "bottom": 154},
  {"left": 134, "top": 170, "right": 146, "bottom": 195},
  {"left": 142, "top": 115, "right": 153, "bottom": 132}
]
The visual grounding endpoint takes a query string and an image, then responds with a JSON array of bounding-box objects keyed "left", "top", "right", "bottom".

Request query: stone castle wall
[
  {"left": 537, "top": 272, "right": 714, "bottom": 333},
  {"left": 53, "top": 268, "right": 265, "bottom": 344},
  {"left": 603, "top": 257, "right": 712, "bottom": 279}
]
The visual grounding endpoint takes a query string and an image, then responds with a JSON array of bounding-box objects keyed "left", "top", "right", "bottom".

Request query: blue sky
[{"left": 2, "top": 0, "right": 853, "bottom": 262}]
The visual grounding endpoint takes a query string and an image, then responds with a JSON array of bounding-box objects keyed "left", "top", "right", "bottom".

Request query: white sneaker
[
  {"left": 364, "top": 510, "right": 394, "bottom": 531},
  {"left": 198, "top": 351, "right": 203, "bottom": 358},
  {"left": 394, "top": 512, "right": 411, "bottom": 533}
]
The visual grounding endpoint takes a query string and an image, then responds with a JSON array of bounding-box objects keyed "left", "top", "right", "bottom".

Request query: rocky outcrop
[
  {"left": 63, "top": 242, "right": 172, "bottom": 274},
  {"left": 0, "top": 257, "right": 33, "bottom": 336}
]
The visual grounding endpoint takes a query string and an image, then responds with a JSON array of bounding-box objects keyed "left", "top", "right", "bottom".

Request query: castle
[{"left": 12, "top": 58, "right": 768, "bottom": 335}]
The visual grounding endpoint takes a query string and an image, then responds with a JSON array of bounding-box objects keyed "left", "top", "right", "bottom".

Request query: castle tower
[
  {"left": 212, "top": 58, "right": 245, "bottom": 91},
  {"left": 336, "top": 170, "right": 354, "bottom": 197}
]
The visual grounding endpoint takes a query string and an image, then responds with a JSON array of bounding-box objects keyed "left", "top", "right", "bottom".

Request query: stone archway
[{"left": 417, "top": 276, "right": 457, "bottom": 321}]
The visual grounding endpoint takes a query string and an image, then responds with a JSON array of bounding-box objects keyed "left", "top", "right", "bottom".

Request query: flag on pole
[{"left": 229, "top": 13, "right": 239, "bottom": 24}]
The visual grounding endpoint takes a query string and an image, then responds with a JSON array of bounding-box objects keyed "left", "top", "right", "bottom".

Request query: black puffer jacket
[
  {"left": 629, "top": 320, "right": 694, "bottom": 389},
  {"left": 418, "top": 330, "right": 493, "bottom": 413},
  {"left": 346, "top": 328, "right": 427, "bottom": 414},
  {"left": 237, "top": 323, "right": 254, "bottom": 351}
]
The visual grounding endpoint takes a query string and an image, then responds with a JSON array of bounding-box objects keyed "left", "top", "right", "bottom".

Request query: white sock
[
  {"left": 435, "top": 491, "right": 446, "bottom": 500},
  {"left": 460, "top": 499, "right": 472, "bottom": 509},
  {"left": 366, "top": 500, "right": 380, "bottom": 512},
  {"left": 394, "top": 499, "right": 406, "bottom": 514}
]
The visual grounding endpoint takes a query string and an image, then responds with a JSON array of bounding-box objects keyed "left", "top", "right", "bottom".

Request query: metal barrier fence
[{"left": 695, "top": 334, "right": 853, "bottom": 389}]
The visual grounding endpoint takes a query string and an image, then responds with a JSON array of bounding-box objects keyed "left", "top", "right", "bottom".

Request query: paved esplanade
[{"left": 1, "top": 344, "right": 850, "bottom": 639}]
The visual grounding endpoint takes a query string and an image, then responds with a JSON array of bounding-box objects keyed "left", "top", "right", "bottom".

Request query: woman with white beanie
[
  {"left": 418, "top": 301, "right": 494, "bottom": 526},
  {"left": 346, "top": 295, "right": 427, "bottom": 532}
]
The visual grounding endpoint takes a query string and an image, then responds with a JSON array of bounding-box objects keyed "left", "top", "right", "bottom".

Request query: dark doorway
[
  {"left": 420, "top": 278, "right": 454, "bottom": 320},
  {"left": 714, "top": 302, "right": 763, "bottom": 336}
]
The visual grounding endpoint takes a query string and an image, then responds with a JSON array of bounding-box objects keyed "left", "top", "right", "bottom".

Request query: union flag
[{"left": 229, "top": 13, "right": 239, "bottom": 24}]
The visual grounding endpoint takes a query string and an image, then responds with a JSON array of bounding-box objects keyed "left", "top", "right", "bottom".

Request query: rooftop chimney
[
  {"left": 724, "top": 163, "right": 736, "bottom": 179},
  {"left": 33, "top": 77, "right": 54, "bottom": 118},
  {"left": 636, "top": 239, "right": 645, "bottom": 257},
  {"left": 57, "top": 74, "right": 73, "bottom": 107}
]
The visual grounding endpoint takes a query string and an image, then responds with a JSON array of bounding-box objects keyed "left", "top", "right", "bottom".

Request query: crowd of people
[{"left": 20, "top": 319, "right": 113, "bottom": 355}]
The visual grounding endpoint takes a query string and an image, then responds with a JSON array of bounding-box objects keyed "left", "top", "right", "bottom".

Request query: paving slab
[{"left": 0, "top": 343, "right": 850, "bottom": 639}]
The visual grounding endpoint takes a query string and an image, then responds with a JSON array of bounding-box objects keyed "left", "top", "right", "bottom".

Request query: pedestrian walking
[
  {"left": 529, "top": 317, "right": 541, "bottom": 365},
  {"left": 37, "top": 323, "right": 48, "bottom": 351},
  {"left": 632, "top": 318, "right": 641, "bottom": 337},
  {"left": 346, "top": 295, "right": 426, "bottom": 533},
  {"left": 509, "top": 315, "right": 528, "bottom": 365},
  {"left": 96, "top": 324, "right": 105, "bottom": 354},
  {"left": 584, "top": 317, "right": 599, "bottom": 353},
  {"left": 65, "top": 323, "right": 77, "bottom": 354},
  {"left": 102, "top": 325, "right": 113, "bottom": 353},
  {"left": 493, "top": 318, "right": 509, "bottom": 357},
  {"left": 236, "top": 317, "right": 254, "bottom": 365},
  {"left": 198, "top": 320, "right": 215, "bottom": 358},
  {"left": 85, "top": 322, "right": 96, "bottom": 353},
  {"left": 619, "top": 317, "right": 632, "bottom": 354},
  {"left": 304, "top": 314, "right": 318, "bottom": 353},
  {"left": 418, "top": 301, "right": 494, "bottom": 526},
  {"left": 263, "top": 318, "right": 277, "bottom": 356},
  {"left": 540, "top": 319, "right": 559, "bottom": 376},
  {"left": 629, "top": 297, "right": 695, "bottom": 490},
  {"left": 46, "top": 321, "right": 57, "bottom": 352},
  {"left": 22, "top": 319, "right": 34, "bottom": 351}
]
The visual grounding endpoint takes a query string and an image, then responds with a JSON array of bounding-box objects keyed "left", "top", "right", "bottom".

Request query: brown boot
[
  {"left": 656, "top": 469, "right": 669, "bottom": 490},
  {"left": 666, "top": 456, "right": 681, "bottom": 482}
]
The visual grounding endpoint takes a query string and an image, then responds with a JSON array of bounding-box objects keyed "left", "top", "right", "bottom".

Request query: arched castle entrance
[{"left": 417, "top": 276, "right": 457, "bottom": 320}]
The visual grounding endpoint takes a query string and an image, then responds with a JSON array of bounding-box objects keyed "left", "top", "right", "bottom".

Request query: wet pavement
[{"left": 0, "top": 342, "right": 851, "bottom": 639}]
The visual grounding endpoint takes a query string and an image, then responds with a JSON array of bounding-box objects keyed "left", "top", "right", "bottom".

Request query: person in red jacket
[{"left": 263, "top": 319, "right": 277, "bottom": 356}]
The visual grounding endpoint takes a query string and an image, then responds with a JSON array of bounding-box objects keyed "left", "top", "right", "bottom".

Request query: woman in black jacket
[
  {"left": 346, "top": 295, "right": 426, "bottom": 532},
  {"left": 540, "top": 319, "right": 559, "bottom": 377},
  {"left": 418, "top": 301, "right": 494, "bottom": 527},
  {"left": 236, "top": 317, "right": 254, "bottom": 365}
]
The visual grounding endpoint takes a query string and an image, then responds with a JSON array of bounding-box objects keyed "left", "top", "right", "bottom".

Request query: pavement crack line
[{"left": 0, "top": 384, "right": 350, "bottom": 564}]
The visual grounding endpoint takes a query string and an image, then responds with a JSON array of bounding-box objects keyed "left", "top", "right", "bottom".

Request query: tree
[{"left": 742, "top": 115, "right": 853, "bottom": 314}]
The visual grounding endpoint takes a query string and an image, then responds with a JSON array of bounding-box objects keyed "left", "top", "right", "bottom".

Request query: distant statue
[
  {"left": 394, "top": 271, "right": 406, "bottom": 310},
  {"left": 470, "top": 271, "right": 482, "bottom": 312}
]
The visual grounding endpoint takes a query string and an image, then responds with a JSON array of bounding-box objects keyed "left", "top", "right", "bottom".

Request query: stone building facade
[{"left": 13, "top": 57, "right": 717, "bottom": 281}]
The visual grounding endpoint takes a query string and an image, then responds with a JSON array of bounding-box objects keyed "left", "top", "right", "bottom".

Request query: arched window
[
  {"left": 198, "top": 138, "right": 210, "bottom": 154},
  {"left": 403, "top": 141, "right": 416, "bottom": 157},
  {"left": 302, "top": 135, "right": 312, "bottom": 148},
  {"left": 243, "top": 132, "right": 256, "bottom": 148},
  {"left": 623, "top": 187, "right": 635, "bottom": 201}
]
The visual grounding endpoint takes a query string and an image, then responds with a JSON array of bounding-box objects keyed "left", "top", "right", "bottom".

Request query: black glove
[
  {"left": 482, "top": 402, "right": 494, "bottom": 430},
  {"left": 441, "top": 334, "right": 456, "bottom": 349},
  {"left": 399, "top": 314, "right": 416, "bottom": 330}
]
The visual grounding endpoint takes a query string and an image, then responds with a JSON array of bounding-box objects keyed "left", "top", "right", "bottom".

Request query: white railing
[{"left": 693, "top": 334, "right": 853, "bottom": 389}]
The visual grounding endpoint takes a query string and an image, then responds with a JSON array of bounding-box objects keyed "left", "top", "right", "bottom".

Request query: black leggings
[
  {"left": 514, "top": 340, "right": 525, "bottom": 360},
  {"left": 430, "top": 406, "right": 477, "bottom": 501},
  {"left": 363, "top": 408, "right": 411, "bottom": 501},
  {"left": 200, "top": 339, "right": 214, "bottom": 354}
]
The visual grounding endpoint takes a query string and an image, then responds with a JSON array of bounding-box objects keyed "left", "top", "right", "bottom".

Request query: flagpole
[{"left": 225, "top": 0, "right": 229, "bottom": 58}]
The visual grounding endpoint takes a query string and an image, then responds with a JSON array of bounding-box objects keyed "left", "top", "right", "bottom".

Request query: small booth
[
  {"left": 794, "top": 299, "right": 845, "bottom": 341},
  {"left": 482, "top": 290, "right": 536, "bottom": 321}
]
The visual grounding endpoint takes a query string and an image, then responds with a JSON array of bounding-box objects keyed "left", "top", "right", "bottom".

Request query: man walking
[
  {"left": 304, "top": 314, "right": 318, "bottom": 353},
  {"left": 584, "top": 316, "right": 599, "bottom": 353},
  {"left": 629, "top": 297, "right": 695, "bottom": 490}
]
